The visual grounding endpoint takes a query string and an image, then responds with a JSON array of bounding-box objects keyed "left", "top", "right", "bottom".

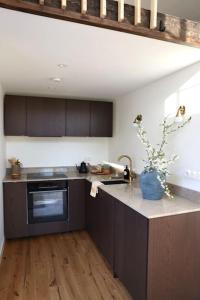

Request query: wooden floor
[{"left": 0, "top": 231, "right": 132, "bottom": 300}]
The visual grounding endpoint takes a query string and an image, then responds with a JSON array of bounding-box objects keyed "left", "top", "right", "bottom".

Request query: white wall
[
  {"left": 123, "top": 0, "right": 200, "bottom": 21},
  {"left": 0, "top": 84, "right": 5, "bottom": 255},
  {"left": 6, "top": 137, "right": 109, "bottom": 168},
  {"left": 109, "top": 62, "right": 200, "bottom": 192}
]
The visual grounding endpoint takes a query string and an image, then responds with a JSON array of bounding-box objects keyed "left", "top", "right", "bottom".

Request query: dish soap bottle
[{"left": 124, "top": 165, "right": 130, "bottom": 180}]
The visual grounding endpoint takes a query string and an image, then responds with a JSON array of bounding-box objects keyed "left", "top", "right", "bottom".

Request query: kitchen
[{"left": 0, "top": 1, "right": 200, "bottom": 300}]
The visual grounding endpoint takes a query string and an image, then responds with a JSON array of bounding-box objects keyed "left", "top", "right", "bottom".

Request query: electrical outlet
[{"left": 185, "top": 170, "right": 200, "bottom": 180}]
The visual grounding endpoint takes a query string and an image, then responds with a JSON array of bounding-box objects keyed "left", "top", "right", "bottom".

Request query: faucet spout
[{"left": 117, "top": 155, "right": 136, "bottom": 182}]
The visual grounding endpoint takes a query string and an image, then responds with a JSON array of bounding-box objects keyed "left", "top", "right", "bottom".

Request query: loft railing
[
  {"left": 38, "top": 0, "right": 158, "bottom": 30},
  {"left": 0, "top": 0, "right": 199, "bottom": 47}
]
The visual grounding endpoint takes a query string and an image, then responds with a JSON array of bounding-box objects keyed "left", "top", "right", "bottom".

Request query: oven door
[{"left": 28, "top": 189, "right": 68, "bottom": 224}]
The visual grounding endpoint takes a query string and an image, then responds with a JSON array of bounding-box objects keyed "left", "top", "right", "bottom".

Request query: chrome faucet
[{"left": 117, "top": 155, "right": 136, "bottom": 182}]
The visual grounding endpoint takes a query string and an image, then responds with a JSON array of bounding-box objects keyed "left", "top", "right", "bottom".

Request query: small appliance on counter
[{"left": 76, "top": 161, "right": 89, "bottom": 174}]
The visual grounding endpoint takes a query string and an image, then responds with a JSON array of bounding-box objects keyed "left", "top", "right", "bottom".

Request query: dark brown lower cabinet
[
  {"left": 114, "top": 201, "right": 200, "bottom": 300},
  {"left": 86, "top": 182, "right": 114, "bottom": 267},
  {"left": 147, "top": 213, "right": 200, "bottom": 300},
  {"left": 3, "top": 182, "right": 28, "bottom": 239},
  {"left": 114, "top": 200, "right": 148, "bottom": 300},
  {"left": 68, "top": 179, "right": 86, "bottom": 231}
]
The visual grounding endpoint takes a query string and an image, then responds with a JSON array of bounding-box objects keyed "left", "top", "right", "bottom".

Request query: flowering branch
[{"left": 134, "top": 116, "right": 191, "bottom": 198}]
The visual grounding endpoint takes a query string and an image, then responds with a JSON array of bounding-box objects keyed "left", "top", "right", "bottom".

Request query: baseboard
[{"left": 0, "top": 237, "right": 5, "bottom": 265}]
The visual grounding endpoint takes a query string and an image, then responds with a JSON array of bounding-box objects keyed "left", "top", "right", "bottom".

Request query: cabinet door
[
  {"left": 114, "top": 200, "right": 148, "bottom": 300},
  {"left": 27, "top": 97, "right": 65, "bottom": 137},
  {"left": 4, "top": 95, "right": 26, "bottom": 136},
  {"left": 3, "top": 182, "right": 28, "bottom": 239},
  {"left": 86, "top": 182, "right": 114, "bottom": 267},
  {"left": 66, "top": 100, "right": 90, "bottom": 136},
  {"left": 86, "top": 181, "right": 99, "bottom": 243},
  {"left": 68, "top": 179, "right": 86, "bottom": 231},
  {"left": 147, "top": 214, "right": 200, "bottom": 300},
  {"left": 97, "top": 189, "right": 114, "bottom": 267},
  {"left": 90, "top": 101, "right": 113, "bottom": 137}
]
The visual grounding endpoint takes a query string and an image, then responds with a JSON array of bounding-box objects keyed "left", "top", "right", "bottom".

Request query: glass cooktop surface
[{"left": 27, "top": 172, "right": 68, "bottom": 180}]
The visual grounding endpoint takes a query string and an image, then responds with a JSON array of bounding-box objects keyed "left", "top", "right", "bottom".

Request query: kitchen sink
[{"left": 101, "top": 180, "right": 128, "bottom": 185}]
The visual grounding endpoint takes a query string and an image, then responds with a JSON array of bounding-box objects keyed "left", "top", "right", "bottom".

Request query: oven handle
[
  {"left": 29, "top": 189, "right": 67, "bottom": 194},
  {"left": 37, "top": 186, "right": 61, "bottom": 190},
  {"left": 34, "top": 199, "right": 60, "bottom": 205}
]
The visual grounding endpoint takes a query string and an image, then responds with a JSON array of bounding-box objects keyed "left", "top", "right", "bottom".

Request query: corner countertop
[
  {"left": 99, "top": 183, "right": 200, "bottom": 219},
  {"left": 3, "top": 170, "right": 200, "bottom": 220}
]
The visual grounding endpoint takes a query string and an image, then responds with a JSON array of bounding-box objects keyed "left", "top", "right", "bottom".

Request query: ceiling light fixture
[
  {"left": 50, "top": 77, "right": 62, "bottom": 82},
  {"left": 57, "top": 64, "right": 67, "bottom": 68}
]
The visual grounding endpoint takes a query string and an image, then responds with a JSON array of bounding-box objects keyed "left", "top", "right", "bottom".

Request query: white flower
[{"left": 134, "top": 116, "right": 191, "bottom": 198}]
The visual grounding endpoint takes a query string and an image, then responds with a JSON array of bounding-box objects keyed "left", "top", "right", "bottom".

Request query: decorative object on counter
[
  {"left": 123, "top": 165, "right": 130, "bottom": 180},
  {"left": 133, "top": 111, "right": 191, "bottom": 200},
  {"left": 76, "top": 161, "right": 88, "bottom": 173},
  {"left": 8, "top": 157, "right": 22, "bottom": 179},
  {"left": 90, "top": 164, "right": 111, "bottom": 175}
]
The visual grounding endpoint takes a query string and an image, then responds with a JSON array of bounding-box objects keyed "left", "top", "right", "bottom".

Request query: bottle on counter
[{"left": 123, "top": 165, "right": 130, "bottom": 180}]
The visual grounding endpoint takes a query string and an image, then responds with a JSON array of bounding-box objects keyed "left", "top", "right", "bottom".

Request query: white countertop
[{"left": 100, "top": 183, "right": 200, "bottom": 219}]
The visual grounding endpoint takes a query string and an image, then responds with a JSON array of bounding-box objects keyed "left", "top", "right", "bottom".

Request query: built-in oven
[{"left": 27, "top": 180, "right": 68, "bottom": 224}]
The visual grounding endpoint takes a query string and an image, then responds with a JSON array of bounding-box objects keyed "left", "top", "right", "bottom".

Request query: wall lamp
[
  {"left": 133, "top": 106, "right": 190, "bottom": 126},
  {"left": 176, "top": 105, "right": 186, "bottom": 117},
  {"left": 175, "top": 105, "right": 189, "bottom": 122},
  {"left": 133, "top": 114, "right": 143, "bottom": 126}
]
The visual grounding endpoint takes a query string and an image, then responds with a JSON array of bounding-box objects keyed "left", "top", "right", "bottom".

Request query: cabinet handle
[{"left": 68, "top": 187, "right": 70, "bottom": 222}]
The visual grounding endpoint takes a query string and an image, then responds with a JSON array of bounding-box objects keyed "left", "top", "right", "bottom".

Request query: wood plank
[
  {"left": 150, "top": 0, "right": 158, "bottom": 29},
  {"left": 0, "top": 0, "right": 199, "bottom": 48},
  {"left": 134, "top": 0, "right": 141, "bottom": 25},
  {"left": 61, "top": 0, "right": 67, "bottom": 9},
  {"left": 118, "top": 0, "right": 124, "bottom": 22},
  {"left": 81, "top": 0, "right": 87, "bottom": 14},
  {"left": 0, "top": 231, "right": 133, "bottom": 300},
  {"left": 100, "top": 0, "right": 106, "bottom": 19}
]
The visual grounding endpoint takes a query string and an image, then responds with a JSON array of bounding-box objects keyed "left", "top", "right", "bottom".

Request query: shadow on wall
[{"left": 164, "top": 68, "right": 200, "bottom": 116}]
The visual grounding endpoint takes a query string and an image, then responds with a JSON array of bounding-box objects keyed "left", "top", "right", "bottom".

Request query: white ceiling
[{"left": 0, "top": 8, "right": 200, "bottom": 99}]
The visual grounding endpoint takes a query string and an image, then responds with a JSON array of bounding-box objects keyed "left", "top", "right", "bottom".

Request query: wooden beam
[
  {"left": 100, "top": 0, "right": 106, "bottom": 19},
  {"left": 118, "top": 0, "right": 124, "bottom": 22},
  {"left": 150, "top": 0, "right": 158, "bottom": 29},
  {"left": 81, "top": 0, "right": 87, "bottom": 14},
  {"left": 61, "top": 0, "right": 67, "bottom": 10},
  {"left": 134, "top": 0, "right": 141, "bottom": 25},
  {"left": 0, "top": 0, "right": 199, "bottom": 48}
]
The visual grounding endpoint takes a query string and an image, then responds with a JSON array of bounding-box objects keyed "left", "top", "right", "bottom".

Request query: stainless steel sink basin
[{"left": 101, "top": 180, "right": 128, "bottom": 185}]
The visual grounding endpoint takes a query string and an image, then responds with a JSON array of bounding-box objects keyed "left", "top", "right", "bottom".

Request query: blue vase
[{"left": 140, "top": 170, "right": 165, "bottom": 200}]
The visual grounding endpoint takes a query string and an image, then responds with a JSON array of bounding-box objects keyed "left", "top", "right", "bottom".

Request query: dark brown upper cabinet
[
  {"left": 66, "top": 100, "right": 90, "bottom": 136},
  {"left": 90, "top": 101, "right": 113, "bottom": 137},
  {"left": 4, "top": 95, "right": 113, "bottom": 137},
  {"left": 4, "top": 95, "right": 27, "bottom": 136},
  {"left": 27, "top": 97, "right": 66, "bottom": 137}
]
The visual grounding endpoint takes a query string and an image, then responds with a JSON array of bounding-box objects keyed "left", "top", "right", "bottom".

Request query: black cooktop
[{"left": 27, "top": 172, "right": 68, "bottom": 180}]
